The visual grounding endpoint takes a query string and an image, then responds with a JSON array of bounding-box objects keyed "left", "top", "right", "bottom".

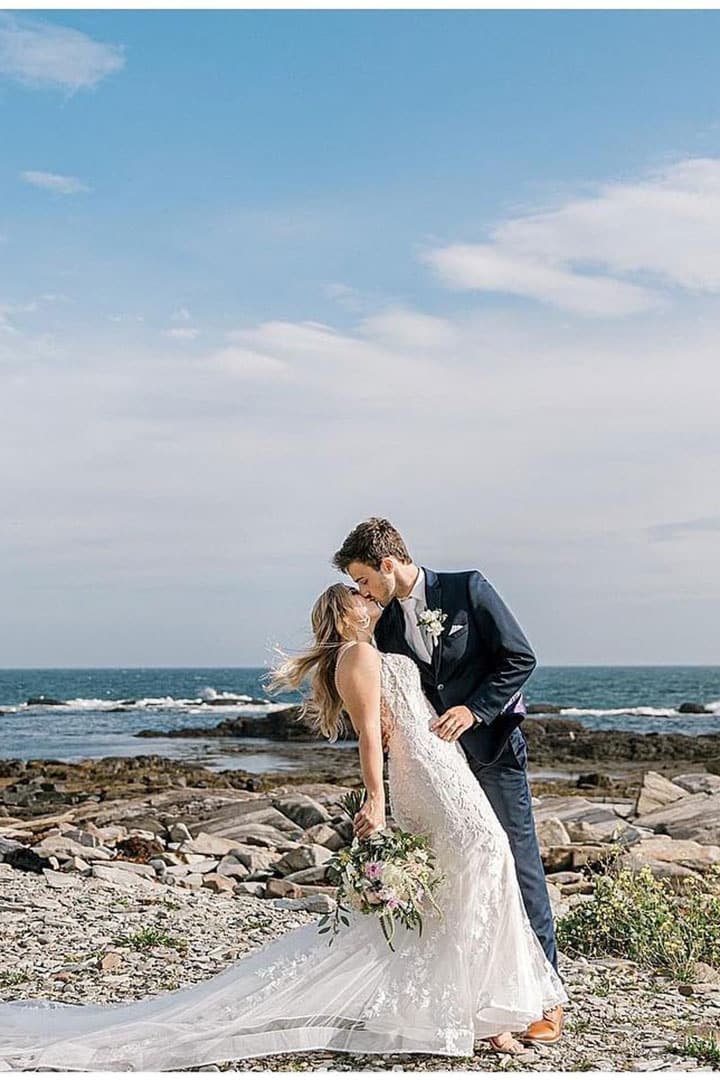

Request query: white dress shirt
[{"left": 397, "top": 567, "right": 433, "bottom": 664}]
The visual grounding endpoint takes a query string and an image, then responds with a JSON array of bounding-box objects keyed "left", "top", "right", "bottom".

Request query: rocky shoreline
[{"left": 2, "top": 720, "right": 720, "bottom": 1072}]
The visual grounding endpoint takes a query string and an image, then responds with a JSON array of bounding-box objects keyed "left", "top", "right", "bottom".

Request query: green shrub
[
  {"left": 114, "top": 926, "right": 187, "bottom": 951},
  {"left": 675, "top": 1033, "right": 720, "bottom": 1067},
  {"left": 556, "top": 860, "right": 720, "bottom": 981}
]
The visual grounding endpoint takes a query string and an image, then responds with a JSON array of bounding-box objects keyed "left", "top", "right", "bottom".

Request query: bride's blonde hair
[{"left": 267, "top": 583, "right": 370, "bottom": 742}]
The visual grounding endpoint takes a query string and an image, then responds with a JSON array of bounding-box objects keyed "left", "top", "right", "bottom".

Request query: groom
[{"left": 333, "top": 517, "right": 564, "bottom": 1046}]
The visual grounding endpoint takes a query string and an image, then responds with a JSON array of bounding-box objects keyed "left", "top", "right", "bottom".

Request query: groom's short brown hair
[{"left": 333, "top": 517, "right": 412, "bottom": 572}]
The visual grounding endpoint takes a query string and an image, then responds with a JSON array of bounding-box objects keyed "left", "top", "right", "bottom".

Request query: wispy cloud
[
  {"left": 647, "top": 516, "right": 720, "bottom": 542},
  {"left": 162, "top": 327, "right": 200, "bottom": 341},
  {"left": 0, "top": 13, "right": 124, "bottom": 92},
  {"left": 21, "top": 170, "right": 91, "bottom": 195},
  {"left": 426, "top": 158, "right": 720, "bottom": 317}
]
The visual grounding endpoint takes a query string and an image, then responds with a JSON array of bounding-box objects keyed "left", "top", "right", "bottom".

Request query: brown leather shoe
[{"left": 521, "top": 1004, "right": 565, "bottom": 1044}]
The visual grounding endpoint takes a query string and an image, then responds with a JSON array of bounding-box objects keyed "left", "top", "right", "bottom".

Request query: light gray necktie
[{"left": 412, "top": 596, "right": 433, "bottom": 662}]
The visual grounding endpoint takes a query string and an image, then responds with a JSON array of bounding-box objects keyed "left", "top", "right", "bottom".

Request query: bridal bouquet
[{"left": 318, "top": 789, "right": 444, "bottom": 951}]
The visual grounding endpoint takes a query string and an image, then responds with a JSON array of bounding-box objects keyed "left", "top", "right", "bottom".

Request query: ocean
[{"left": 1, "top": 666, "right": 719, "bottom": 772}]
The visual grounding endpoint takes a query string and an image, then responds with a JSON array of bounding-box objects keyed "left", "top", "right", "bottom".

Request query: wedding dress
[{"left": 0, "top": 651, "right": 568, "bottom": 1071}]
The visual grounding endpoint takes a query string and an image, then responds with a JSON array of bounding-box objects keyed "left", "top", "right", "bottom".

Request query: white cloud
[
  {"left": 203, "top": 344, "right": 290, "bottom": 381},
  {"left": 1, "top": 297, "right": 718, "bottom": 664},
  {"left": 162, "top": 327, "right": 200, "bottom": 341},
  {"left": 171, "top": 307, "right": 192, "bottom": 323},
  {"left": 0, "top": 14, "right": 124, "bottom": 92},
  {"left": 359, "top": 307, "right": 458, "bottom": 349},
  {"left": 427, "top": 157, "right": 720, "bottom": 316},
  {"left": 21, "top": 170, "right": 91, "bottom": 195}
]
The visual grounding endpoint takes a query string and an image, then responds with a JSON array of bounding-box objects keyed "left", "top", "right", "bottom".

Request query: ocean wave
[
  {"left": 560, "top": 706, "right": 680, "bottom": 718},
  {"left": 0, "top": 694, "right": 291, "bottom": 716},
  {"left": 560, "top": 703, "right": 720, "bottom": 718}
]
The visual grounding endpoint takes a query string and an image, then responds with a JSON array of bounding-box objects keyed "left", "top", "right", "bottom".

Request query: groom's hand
[{"left": 431, "top": 705, "right": 475, "bottom": 742}]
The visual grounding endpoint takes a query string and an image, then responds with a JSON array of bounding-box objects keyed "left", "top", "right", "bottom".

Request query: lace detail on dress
[{"left": 0, "top": 646, "right": 568, "bottom": 1071}]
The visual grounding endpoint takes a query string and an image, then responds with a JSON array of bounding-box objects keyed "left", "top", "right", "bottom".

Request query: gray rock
[
  {"left": 229, "top": 845, "right": 278, "bottom": 872},
  {"left": 273, "top": 894, "right": 336, "bottom": 914},
  {"left": 179, "top": 832, "right": 238, "bottom": 857},
  {"left": 169, "top": 822, "right": 193, "bottom": 842},
  {"left": 105, "top": 860, "right": 157, "bottom": 879},
  {"left": 536, "top": 817, "right": 572, "bottom": 846},
  {"left": 272, "top": 794, "right": 330, "bottom": 830},
  {"left": 635, "top": 771, "right": 689, "bottom": 816},
  {"left": 622, "top": 836, "right": 720, "bottom": 871},
  {"left": 232, "top": 881, "right": 266, "bottom": 897},
  {"left": 33, "top": 836, "right": 114, "bottom": 861},
  {"left": 671, "top": 773, "right": 720, "bottom": 795},
  {"left": 285, "top": 865, "right": 331, "bottom": 885},
  {"left": 634, "top": 791, "right": 720, "bottom": 843},
  {"left": 92, "top": 864, "right": 155, "bottom": 888},
  {"left": 202, "top": 873, "right": 235, "bottom": 893},
  {"left": 222, "top": 824, "right": 300, "bottom": 852},
  {"left": 272, "top": 844, "right": 333, "bottom": 876},
  {"left": 303, "top": 822, "right": 346, "bottom": 851},
  {"left": 216, "top": 856, "right": 249, "bottom": 880},
  {"left": 42, "top": 868, "right": 82, "bottom": 889}
]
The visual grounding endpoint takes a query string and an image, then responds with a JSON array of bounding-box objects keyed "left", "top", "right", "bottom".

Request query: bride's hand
[{"left": 353, "top": 796, "right": 386, "bottom": 840}]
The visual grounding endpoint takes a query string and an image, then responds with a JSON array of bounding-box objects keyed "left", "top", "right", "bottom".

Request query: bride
[{"left": 0, "top": 584, "right": 568, "bottom": 1072}]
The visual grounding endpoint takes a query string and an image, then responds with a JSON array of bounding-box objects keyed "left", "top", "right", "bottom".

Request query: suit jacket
[{"left": 374, "top": 567, "right": 536, "bottom": 766}]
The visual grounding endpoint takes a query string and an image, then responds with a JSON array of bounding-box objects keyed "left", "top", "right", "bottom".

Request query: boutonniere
[{"left": 416, "top": 608, "right": 447, "bottom": 642}]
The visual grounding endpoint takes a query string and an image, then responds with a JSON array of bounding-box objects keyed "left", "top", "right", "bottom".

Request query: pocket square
[{"left": 448, "top": 624, "right": 466, "bottom": 636}]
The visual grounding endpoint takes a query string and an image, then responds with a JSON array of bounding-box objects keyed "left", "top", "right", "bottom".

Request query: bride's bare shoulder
[{"left": 335, "top": 642, "right": 381, "bottom": 686}]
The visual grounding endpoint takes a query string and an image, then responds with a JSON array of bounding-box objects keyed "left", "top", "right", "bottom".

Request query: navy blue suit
[{"left": 375, "top": 567, "right": 558, "bottom": 972}]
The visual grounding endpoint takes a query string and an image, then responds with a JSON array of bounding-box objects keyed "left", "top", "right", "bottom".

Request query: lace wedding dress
[{"left": 0, "top": 652, "right": 567, "bottom": 1071}]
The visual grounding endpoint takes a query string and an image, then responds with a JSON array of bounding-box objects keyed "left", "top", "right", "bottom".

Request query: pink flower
[{"left": 364, "top": 861, "right": 383, "bottom": 880}]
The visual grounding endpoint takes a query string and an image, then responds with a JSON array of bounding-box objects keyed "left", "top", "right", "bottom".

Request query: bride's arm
[{"left": 335, "top": 642, "right": 386, "bottom": 840}]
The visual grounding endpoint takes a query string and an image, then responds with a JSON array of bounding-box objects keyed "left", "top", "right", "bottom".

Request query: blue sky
[{"left": 2, "top": 10, "right": 720, "bottom": 666}]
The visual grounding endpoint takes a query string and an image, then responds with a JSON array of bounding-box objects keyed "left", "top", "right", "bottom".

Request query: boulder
[
  {"left": 178, "top": 856, "right": 219, "bottom": 874},
  {"left": 545, "top": 870, "right": 584, "bottom": 885},
  {"left": 272, "top": 844, "right": 333, "bottom": 876},
  {"left": 179, "top": 832, "right": 238, "bottom": 857},
  {"left": 216, "top": 824, "right": 299, "bottom": 852},
  {"left": 33, "top": 835, "right": 114, "bottom": 861},
  {"left": 672, "top": 774, "right": 720, "bottom": 795},
  {"left": 271, "top": 795, "right": 330, "bottom": 830},
  {"left": 266, "top": 878, "right": 302, "bottom": 899},
  {"left": 540, "top": 844, "right": 617, "bottom": 874},
  {"left": 635, "top": 771, "right": 689, "bottom": 816},
  {"left": 535, "top": 817, "right": 571, "bottom": 847},
  {"left": 678, "top": 702, "right": 711, "bottom": 714},
  {"left": 618, "top": 852, "right": 700, "bottom": 882},
  {"left": 92, "top": 864, "right": 154, "bottom": 888},
  {"left": 169, "top": 822, "right": 193, "bottom": 843},
  {"left": 233, "top": 882, "right": 266, "bottom": 897},
  {"left": 229, "top": 845, "right": 278, "bottom": 873},
  {"left": 634, "top": 791, "right": 720, "bottom": 843},
  {"left": 623, "top": 836, "right": 720, "bottom": 871},
  {"left": 202, "top": 873, "right": 235, "bottom": 893},
  {"left": 285, "top": 865, "right": 331, "bottom": 885},
  {"left": 0, "top": 837, "right": 24, "bottom": 860},
  {"left": 42, "top": 868, "right": 81, "bottom": 889},
  {"left": 303, "top": 823, "right": 346, "bottom": 851},
  {"left": 105, "top": 860, "right": 157, "bottom": 879},
  {"left": 216, "top": 856, "right": 249, "bottom": 880},
  {"left": 273, "top": 894, "right": 336, "bottom": 915},
  {"left": 192, "top": 805, "right": 303, "bottom": 841}
]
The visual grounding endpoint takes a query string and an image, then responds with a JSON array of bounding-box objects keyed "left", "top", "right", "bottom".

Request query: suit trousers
[{"left": 465, "top": 738, "right": 559, "bottom": 974}]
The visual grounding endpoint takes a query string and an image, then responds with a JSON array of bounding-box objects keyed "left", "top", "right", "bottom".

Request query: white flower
[{"left": 416, "top": 608, "right": 447, "bottom": 640}]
